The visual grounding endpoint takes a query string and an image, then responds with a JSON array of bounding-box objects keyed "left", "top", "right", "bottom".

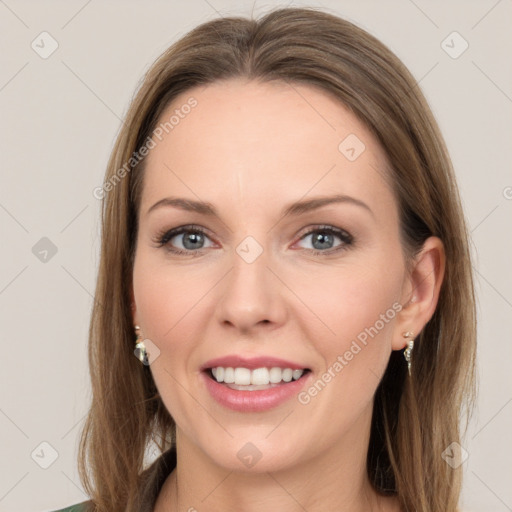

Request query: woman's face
[{"left": 132, "top": 78, "right": 413, "bottom": 472}]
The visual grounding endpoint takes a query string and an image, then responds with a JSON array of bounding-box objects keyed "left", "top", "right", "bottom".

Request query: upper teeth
[{"left": 211, "top": 367, "right": 305, "bottom": 385}]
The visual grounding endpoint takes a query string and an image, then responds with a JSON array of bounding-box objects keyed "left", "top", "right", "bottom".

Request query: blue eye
[
  {"left": 296, "top": 225, "right": 353, "bottom": 254},
  {"left": 154, "top": 224, "right": 353, "bottom": 256},
  {"left": 154, "top": 225, "right": 214, "bottom": 255}
]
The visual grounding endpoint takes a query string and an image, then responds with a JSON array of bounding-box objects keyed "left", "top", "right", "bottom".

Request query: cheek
[
  {"left": 298, "top": 256, "right": 403, "bottom": 372},
  {"left": 291, "top": 260, "right": 403, "bottom": 436},
  {"left": 133, "top": 254, "right": 209, "bottom": 343},
  {"left": 133, "top": 269, "right": 199, "bottom": 428},
  {"left": 132, "top": 255, "right": 215, "bottom": 412}
]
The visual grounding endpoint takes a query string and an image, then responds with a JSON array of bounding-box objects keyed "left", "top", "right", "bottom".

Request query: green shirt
[{"left": 51, "top": 447, "right": 177, "bottom": 511}]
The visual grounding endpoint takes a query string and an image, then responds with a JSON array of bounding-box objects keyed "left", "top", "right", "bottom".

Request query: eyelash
[{"left": 152, "top": 224, "right": 354, "bottom": 257}]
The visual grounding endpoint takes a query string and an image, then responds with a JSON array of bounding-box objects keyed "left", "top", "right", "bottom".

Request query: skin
[{"left": 131, "top": 78, "right": 445, "bottom": 512}]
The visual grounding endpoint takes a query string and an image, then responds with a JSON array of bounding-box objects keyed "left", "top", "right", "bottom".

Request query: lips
[
  {"left": 200, "top": 355, "right": 309, "bottom": 371},
  {"left": 199, "top": 355, "right": 312, "bottom": 412}
]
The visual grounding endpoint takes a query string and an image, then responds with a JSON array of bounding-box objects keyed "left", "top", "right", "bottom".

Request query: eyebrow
[{"left": 146, "top": 194, "right": 374, "bottom": 219}]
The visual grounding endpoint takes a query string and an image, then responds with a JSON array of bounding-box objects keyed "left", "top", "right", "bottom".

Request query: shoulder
[{"left": 50, "top": 500, "right": 94, "bottom": 512}]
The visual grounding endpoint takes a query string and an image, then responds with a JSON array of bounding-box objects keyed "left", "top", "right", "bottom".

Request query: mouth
[
  {"left": 205, "top": 366, "right": 312, "bottom": 391},
  {"left": 199, "top": 356, "right": 313, "bottom": 412}
]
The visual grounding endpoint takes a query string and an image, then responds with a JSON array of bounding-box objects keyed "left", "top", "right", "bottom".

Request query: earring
[
  {"left": 134, "top": 325, "right": 149, "bottom": 366},
  {"left": 402, "top": 331, "right": 414, "bottom": 376}
]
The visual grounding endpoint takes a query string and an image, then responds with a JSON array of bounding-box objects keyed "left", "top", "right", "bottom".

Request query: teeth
[
  {"left": 234, "top": 368, "right": 251, "bottom": 385},
  {"left": 269, "top": 367, "right": 282, "bottom": 383},
  {"left": 282, "top": 368, "right": 292, "bottom": 382},
  {"left": 224, "top": 367, "right": 235, "bottom": 383},
  {"left": 211, "top": 366, "right": 305, "bottom": 385},
  {"left": 292, "top": 369, "right": 303, "bottom": 380},
  {"left": 251, "top": 367, "right": 269, "bottom": 385}
]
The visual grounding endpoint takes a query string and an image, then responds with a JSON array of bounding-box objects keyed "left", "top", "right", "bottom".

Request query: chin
[{"left": 194, "top": 432, "right": 309, "bottom": 474}]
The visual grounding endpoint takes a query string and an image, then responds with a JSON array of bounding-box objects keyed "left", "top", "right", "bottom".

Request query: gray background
[{"left": 0, "top": 1, "right": 511, "bottom": 511}]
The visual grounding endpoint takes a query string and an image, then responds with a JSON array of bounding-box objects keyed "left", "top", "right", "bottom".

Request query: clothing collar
[{"left": 135, "top": 446, "right": 177, "bottom": 511}]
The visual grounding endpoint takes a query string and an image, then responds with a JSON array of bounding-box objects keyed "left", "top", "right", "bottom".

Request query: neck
[{"left": 155, "top": 407, "right": 398, "bottom": 512}]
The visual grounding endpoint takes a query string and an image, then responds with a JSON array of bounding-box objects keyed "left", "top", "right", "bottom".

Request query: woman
[{"left": 55, "top": 6, "right": 476, "bottom": 512}]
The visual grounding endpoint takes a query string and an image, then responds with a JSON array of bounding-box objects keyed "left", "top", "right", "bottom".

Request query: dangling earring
[
  {"left": 402, "top": 331, "right": 415, "bottom": 376},
  {"left": 134, "top": 325, "right": 149, "bottom": 366}
]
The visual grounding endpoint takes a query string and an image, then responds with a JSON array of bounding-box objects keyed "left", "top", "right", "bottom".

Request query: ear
[{"left": 392, "top": 236, "right": 446, "bottom": 350}]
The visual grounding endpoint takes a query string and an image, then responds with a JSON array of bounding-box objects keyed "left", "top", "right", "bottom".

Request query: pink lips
[
  {"left": 200, "top": 355, "right": 308, "bottom": 371},
  {"left": 200, "top": 354, "right": 312, "bottom": 413}
]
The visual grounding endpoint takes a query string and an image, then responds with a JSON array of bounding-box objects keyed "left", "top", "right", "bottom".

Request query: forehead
[{"left": 139, "top": 78, "right": 395, "bottom": 219}]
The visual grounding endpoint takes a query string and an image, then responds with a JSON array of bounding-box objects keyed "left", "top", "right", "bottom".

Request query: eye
[
  {"left": 153, "top": 225, "right": 215, "bottom": 255},
  {"left": 153, "top": 224, "right": 354, "bottom": 257},
  {"left": 295, "top": 225, "right": 353, "bottom": 254}
]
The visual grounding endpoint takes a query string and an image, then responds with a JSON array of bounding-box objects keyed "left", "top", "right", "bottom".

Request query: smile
[
  {"left": 200, "top": 356, "right": 312, "bottom": 412},
  {"left": 210, "top": 366, "right": 307, "bottom": 388}
]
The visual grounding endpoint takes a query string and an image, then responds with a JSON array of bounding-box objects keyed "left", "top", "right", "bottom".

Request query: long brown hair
[{"left": 78, "top": 7, "right": 477, "bottom": 511}]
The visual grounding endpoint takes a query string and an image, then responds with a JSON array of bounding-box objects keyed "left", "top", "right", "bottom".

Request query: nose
[{"left": 215, "top": 242, "right": 288, "bottom": 335}]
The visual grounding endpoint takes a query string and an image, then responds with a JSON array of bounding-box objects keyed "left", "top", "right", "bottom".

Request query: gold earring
[
  {"left": 402, "top": 331, "right": 414, "bottom": 376},
  {"left": 134, "top": 325, "right": 149, "bottom": 365}
]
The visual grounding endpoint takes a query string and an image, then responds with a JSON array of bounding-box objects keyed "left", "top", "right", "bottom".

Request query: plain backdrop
[{"left": 0, "top": 1, "right": 511, "bottom": 511}]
